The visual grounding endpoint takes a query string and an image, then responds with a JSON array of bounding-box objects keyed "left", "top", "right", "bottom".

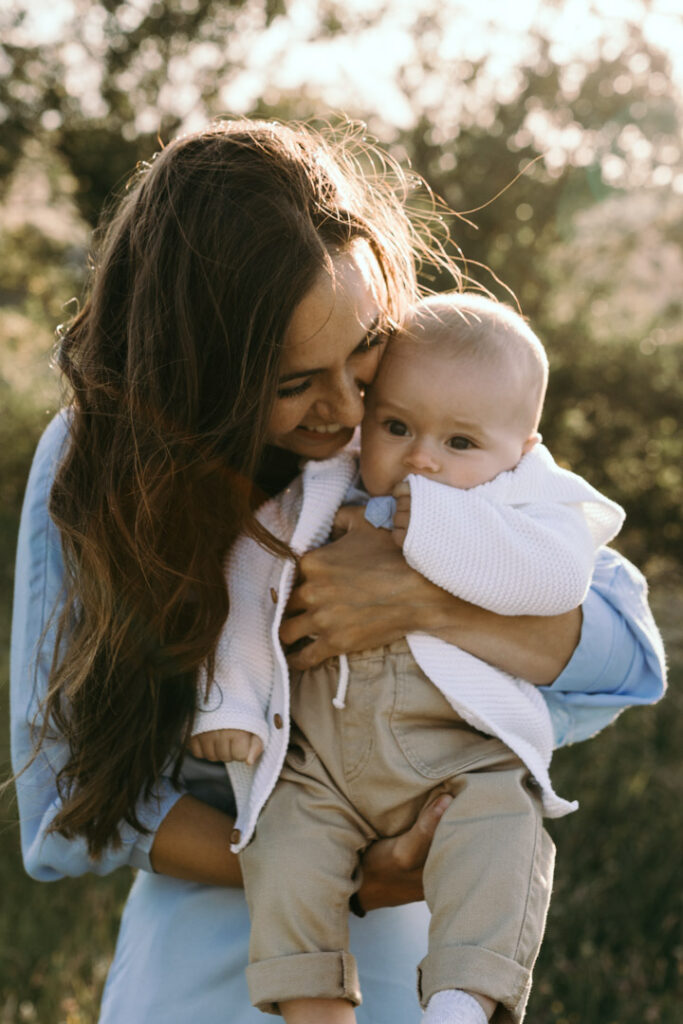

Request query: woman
[{"left": 11, "top": 119, "right": 665, "bottom": 1023}]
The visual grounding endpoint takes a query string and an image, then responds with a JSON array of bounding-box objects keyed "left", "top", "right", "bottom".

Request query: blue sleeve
[
  {"left": 540, "top": 546, "right": 666, "bottom": 747},
  {"left": 10, "top": 414, "right": 185, "bottom": 882}
]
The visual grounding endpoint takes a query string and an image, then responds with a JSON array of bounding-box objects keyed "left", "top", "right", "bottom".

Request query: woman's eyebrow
[
  {"left": 278, "top": 366, "right": 325, "bottom": 383},
  {"left": 277, "top": 315, "right": 383, "bottom": 383}
]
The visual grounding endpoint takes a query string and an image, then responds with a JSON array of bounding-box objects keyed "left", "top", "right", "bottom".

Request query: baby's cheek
[{"left": 359, "top": 450, "right": 382, "bottom": 495}]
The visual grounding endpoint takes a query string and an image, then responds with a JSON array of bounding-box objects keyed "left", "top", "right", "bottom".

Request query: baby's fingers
[
  {"left": 226, "top": 731, "right": 257, "bottom": 763},
  {"left": 188, "top": 735, "right": 211, "bottom": 760},
  {"left": 247, "top": 734, "right": 264, "bottom": 765},
  {"left": 332, "top": 505, "right": 367, "bottom": 535},
  {"left": 392, "top": 487, "right": 411, "bottom": 549},
  {"left": 188, "top": 731, "right": 228, "bottom": 762},
  {"left": 391, "top": 525, "right": 407, "bottom": 549}
]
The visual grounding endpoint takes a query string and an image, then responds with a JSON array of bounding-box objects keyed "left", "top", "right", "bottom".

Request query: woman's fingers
[
  {"left": 389, "top": 790, "right": 453, "bottom": 870},
  {"left": 280, "top": 608, "right": 315, "bottom": 646},
  {"left": 281, "top": 523, "right": 410, "bottom": 664},
  {"left": 356, "top": 790, "right": 454, "bottom": 911},
  {"left": 286, "top": 636, "right": 334, "bottom": 671}
]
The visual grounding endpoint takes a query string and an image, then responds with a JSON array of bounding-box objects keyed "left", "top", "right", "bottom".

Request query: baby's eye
[
  {"left": 385, "top": 419, "right": 409, "bottom": 436},
  {"left": 448, "top": 436, "right": 475, "bottom": 450}
]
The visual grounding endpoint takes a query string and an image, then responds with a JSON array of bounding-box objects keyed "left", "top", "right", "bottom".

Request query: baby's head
[{"left": 360, "top": 292, "right": 548, "bottom": 495}]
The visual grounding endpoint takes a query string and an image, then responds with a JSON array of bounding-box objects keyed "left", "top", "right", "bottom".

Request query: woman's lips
[
  {"left": 297, "top": 422, "right": 345, "bottom": 435},
  {"left": 294, "top": 423, "right": 354, "bottom": 449}
]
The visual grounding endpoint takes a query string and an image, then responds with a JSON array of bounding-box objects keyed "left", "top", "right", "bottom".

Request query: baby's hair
[{"left": 404, "top": 292, "right": 549, "bottom": 434}]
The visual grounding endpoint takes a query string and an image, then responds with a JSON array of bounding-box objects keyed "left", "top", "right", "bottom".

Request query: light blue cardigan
[{"left": 10, "top": 414, "right": 666, "bottom": 1022}]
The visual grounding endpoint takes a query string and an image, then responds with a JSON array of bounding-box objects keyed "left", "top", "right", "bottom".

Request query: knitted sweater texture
[{"left": 195, "top": 445, "right": 624, "bottom": 852}]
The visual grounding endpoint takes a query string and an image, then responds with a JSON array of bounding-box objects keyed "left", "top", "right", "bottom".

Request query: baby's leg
[
  {"left": 419, "top": 765, "right": 555, "bottom": 1024},
  {"left": 240, "top": 741, "right": 371, "bottom": 1019},
  {"left": 279, "top": 997, "right": 355, "bottom": 1024}
]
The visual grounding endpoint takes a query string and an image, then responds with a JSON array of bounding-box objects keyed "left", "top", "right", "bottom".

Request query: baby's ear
[{"left": 522, "top": 432, "right": 541, "bottom": 455}]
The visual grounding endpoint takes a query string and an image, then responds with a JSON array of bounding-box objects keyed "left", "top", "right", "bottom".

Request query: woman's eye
[
  {"left": 276, "top": 379, "right": 312, "bottom": 399},
  {"left": 448, "top": 436, "right": 475, "bottom": 450},
  {"left": 354, "top": 329, "right": 388, "bottom": 355},
  {"left": 386, "top": 420, "right": 409, "bottom": 436}
]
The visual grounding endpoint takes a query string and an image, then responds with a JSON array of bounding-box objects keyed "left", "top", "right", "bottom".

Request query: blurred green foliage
[
  {"left": 1, "top": 5, "right": 680, "bottom": 563},
  {"left": 1, "top": 1, "right": 681, "bottom": 1021}
]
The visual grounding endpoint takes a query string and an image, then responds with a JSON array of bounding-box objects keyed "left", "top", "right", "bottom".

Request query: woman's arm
[
  {"left": 148, "top": 795, "right": 243, "bottom": 885},
  {"left": 540, "top": 548, "right": 666, "bottom": 746},
  {"left": 281, "top": 508, "right": 580, "bottom": 685},
  {"left": 150, "top": 788, "right": 452, "bottom": 908}
]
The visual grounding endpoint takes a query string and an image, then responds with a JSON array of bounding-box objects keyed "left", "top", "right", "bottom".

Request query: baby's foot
[{"left": 421, "top": 989, "right": 488, "bottom": 1024}]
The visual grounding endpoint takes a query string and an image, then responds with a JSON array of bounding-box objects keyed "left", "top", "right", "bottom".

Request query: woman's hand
[
  {"left": 356, "top": 790, "right": 453, "bottom": 911},
  {"left": 281, "top": 505, "right": 582, "bottom": 684},
  {"left": 281, "top": 507, "right": 421, "bottom": 669}
]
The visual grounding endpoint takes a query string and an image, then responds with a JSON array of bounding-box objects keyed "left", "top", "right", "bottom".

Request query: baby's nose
[{"left": 404, "top": 441, "right": 440, "bottom": 472}]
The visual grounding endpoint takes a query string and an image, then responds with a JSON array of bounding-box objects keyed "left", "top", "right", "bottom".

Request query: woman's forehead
[{"left": 282, "top": 245, "right": 384, "bottom": 363}]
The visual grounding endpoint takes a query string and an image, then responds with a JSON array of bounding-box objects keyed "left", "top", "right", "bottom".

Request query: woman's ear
[{"left": 522, "top": 432, "right": 541, "bottom": 455}]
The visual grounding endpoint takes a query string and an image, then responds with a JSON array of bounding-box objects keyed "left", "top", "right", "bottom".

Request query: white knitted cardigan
[{"left": 195, "top": 445, "right": 624, "bottom": 853}]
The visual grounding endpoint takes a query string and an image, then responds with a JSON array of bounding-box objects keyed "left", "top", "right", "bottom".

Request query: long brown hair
[{"left": 35, "top": 118, "right": 458, "bottom": 856}]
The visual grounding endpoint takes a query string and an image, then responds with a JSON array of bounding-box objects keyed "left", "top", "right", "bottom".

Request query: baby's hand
[
  {"left": 391, "top": 481, "right": 411, "bottom": 548},
  {"left": 188, "top": 729, "right": 264, "bottom": 765}
]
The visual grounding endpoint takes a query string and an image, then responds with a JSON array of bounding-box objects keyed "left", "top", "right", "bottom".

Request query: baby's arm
[
  {"left": 390, "top": 454, "right": 624, "bottom": 617},
  {"left": 190, "top": 495, "right": 288, "bottom": 763}
]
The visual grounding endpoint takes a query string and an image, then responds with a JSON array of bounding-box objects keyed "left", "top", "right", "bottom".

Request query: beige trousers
[{"left": 241, "top": 641, "right": 555, "bottom": 1023}]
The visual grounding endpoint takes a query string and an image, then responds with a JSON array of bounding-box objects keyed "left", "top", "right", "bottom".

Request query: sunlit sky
[{"left": 14, "top": 0, "right": 683, "bottom": 133}]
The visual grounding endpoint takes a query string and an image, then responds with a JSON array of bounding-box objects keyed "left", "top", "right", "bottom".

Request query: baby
[{"left": 191, "top": 293, "right": 624, "bottom": 1024}]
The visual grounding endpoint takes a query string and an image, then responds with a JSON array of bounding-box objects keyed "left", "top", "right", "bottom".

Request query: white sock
[{"left": 421, "top": 988, "right": 488, "bottom": 1024}]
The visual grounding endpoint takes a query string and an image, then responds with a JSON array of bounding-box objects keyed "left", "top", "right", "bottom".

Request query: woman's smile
[
  {"left": 299, "top": 422, "right": 345, "bottom": 434},
  {"left": 267, "top": 242, "right": 388, "bottom": 459}
]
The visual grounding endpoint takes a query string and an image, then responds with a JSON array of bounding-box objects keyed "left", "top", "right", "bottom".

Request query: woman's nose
[
  {"left": 316, "top": 371, "right": 365, "bottom": 427},
  {"left": 404, "top": 440, "right": 440, "bottom": 473}
]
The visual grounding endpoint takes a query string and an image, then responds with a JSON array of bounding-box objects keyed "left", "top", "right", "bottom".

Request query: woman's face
[{"left": 267, "top": 242, "right": 390, "bottom": 460}]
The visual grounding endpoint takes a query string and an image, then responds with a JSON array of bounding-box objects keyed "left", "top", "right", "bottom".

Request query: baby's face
[{"left": 360, "top": 341, "right": 537, "bottom": 495}]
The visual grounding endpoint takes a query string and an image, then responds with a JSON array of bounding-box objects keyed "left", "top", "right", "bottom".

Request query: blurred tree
[
  {"left": 1, "top": 0, "right": 258, "bottom": 219},
  {"left": 385, "top": 21, "right": 682, "bottom": 563},
  {"left": 0, "top": 0, "right": 681, "bottom": 561}
]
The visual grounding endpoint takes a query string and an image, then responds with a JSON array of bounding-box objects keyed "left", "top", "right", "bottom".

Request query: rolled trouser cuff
[
  {"left": 246, "top": 951, "right": 361, "bottom": 1015},
  {"left": 418, "top": 945, "right": 531, "bottom": 1024}
]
